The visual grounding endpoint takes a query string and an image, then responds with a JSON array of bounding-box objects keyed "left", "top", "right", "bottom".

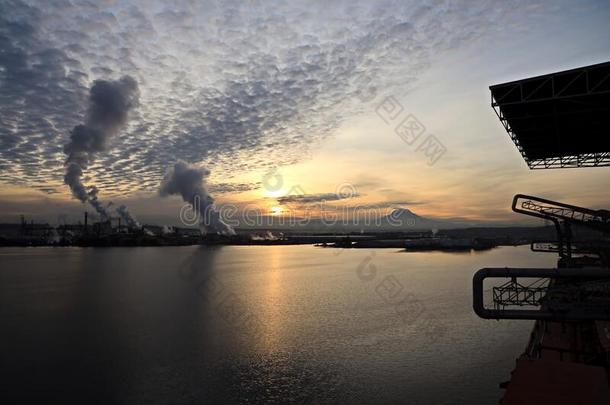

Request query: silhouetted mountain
[
  {"left": 233, "top": 207, "right": 478, "bottom": 231},
  {"left": 381, "top": 208, "right": 476, "bottom": 230}
]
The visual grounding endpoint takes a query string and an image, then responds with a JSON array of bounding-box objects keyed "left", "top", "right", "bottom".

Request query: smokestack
[
  {"left": 84, "top": 211, "right": 88, "bottom": 234},
  {"left": 118, "top": 217, "right": 121, "bottom": 232}
]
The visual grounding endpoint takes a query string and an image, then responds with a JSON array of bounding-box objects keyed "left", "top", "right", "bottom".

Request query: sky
[{"left": 1, "top": 0, "right": 609, "bottom": 226}]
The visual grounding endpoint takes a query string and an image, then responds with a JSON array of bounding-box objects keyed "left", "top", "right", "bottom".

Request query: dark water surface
[{"left": 0, "top": 245, "right": 555, "bottom": 404}]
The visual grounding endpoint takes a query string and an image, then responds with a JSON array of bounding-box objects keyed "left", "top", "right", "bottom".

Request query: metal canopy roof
[{"left": 490, "top": 61, "right": 610, "bottom": 169}]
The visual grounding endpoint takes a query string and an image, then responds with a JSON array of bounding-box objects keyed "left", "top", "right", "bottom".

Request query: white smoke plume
[
  {"left": 116, "top": 205, "right": 141, "bottom": 229},
  {"left": 159, "top": 160, "right": 235, "bottom": 235},
  {"left": 87, "top": 186, "right": 108, "bottom": 219},
  {"left": 63, "top": 76, "right": 139, "bottom": 218}
]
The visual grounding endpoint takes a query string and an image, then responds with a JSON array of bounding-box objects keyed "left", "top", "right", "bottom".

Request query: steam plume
[
  {"left": 63, "top": 76, "right": 139, "bottom": 218},
  {"left": 116, "top": 205, "right": 141, "bottom": 229},
  {"left": 159, "top": 160, "right": 235, "bottom": 235},
  {"left": 87, "top": 186, "right": 108, "bottom": 219}
]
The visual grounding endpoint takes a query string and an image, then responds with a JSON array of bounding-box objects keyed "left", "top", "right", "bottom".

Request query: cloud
[
  {"left": 37, "top": 187, "right": 59, "bottom": 195},
  {"left": 277, "top": 192, "right": 360, "bottom": 205},
  {"left": 208, "top": 182, "right": 261, "bottom": 194},
  {"left": 0, "top": 0, "right": 568, "bottom": 198}
]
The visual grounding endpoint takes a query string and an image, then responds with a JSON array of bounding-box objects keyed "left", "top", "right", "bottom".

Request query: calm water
[{"left": 0, "top": 245, "right": 555, "bottom": 404}]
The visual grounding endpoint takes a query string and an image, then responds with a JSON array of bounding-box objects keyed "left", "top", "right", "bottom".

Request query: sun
[{"left": 271, "top": 206, "right": 282, "bottom": 215}]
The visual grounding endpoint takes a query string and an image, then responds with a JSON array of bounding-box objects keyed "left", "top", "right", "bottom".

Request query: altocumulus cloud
[
  {"left": 0, "top": 0, "right": 575, "bottom": 198},
  {"left": 277, "top": 192, "right": 360, "bottom": 205}
]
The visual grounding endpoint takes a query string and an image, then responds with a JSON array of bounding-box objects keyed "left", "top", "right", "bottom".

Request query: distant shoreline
[{"left": 1, "top": 224, "right": 587, "bottom": 252}]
